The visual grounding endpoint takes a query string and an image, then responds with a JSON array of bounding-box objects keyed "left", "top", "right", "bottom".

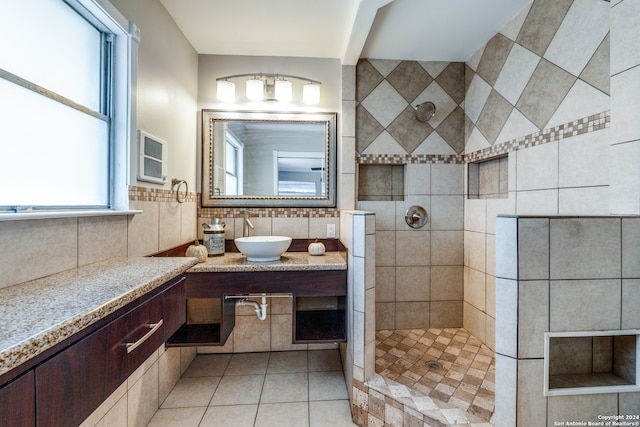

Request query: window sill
[{"left": 0, "top": 210, "right": 142, "bottom": 222}]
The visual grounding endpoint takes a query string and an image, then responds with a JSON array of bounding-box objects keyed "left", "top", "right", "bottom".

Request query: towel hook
[{"left": 171, "top": 178, "right": 188, "bottom": 203}]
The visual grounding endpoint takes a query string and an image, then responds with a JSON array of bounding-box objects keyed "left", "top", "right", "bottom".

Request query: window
[
  {"left": 274, "top": 151, "right": 325, "bottom": 197},
  {"left": 0, "top": 0, "right": 133, "bottom": 213},
  {"left": 225, "top": 133, "right": 244, "bottom": 196}
]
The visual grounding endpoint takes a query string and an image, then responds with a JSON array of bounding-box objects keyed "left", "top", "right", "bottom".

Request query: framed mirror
[{"left": 202, "top": 110, "right": 337, "bottom": 207}]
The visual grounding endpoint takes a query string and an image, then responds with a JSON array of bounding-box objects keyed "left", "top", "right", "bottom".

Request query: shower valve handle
[{"left": 405, "top": 205, "right": 428, "bottom": 229}]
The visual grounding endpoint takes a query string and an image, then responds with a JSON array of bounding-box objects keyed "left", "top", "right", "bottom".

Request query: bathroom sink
[{"left": 234, "top": 236, "right": 292, "bottom": 262}]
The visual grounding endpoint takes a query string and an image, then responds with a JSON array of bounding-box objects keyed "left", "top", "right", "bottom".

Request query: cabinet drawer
[{"left": 35, "top": 277, "right": 186, "bottom": 426}]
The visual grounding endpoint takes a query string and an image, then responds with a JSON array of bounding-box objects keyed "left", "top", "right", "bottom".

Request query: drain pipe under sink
[{"left": 235, "top": 293, "right": 268, "bottom": 321}]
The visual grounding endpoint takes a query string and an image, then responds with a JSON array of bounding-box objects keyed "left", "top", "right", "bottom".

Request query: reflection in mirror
[{"left": 202, "top": 110, "right": 337, "bottom": 207}]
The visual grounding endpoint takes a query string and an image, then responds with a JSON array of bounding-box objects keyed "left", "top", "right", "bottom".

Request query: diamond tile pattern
[
  {"left": 356, "top": 59, "right": 466, "bottom": 155},
  {"left": 355, "top": 8, "right": 610, "bottom": 211},
  {"left": 515, "top": 0, "right": 573, "bottom": 56},
  {"left": 387, "top": 61, "right": 432, "bottom": 103},
  {"left": 436, "top": 63, "right": 465, "bottom": 105},
  {"left": 476, "top": 90, "right": 513, "bottom": 144},
  {"left": 356, "top": 105, "right": 384, "bottom": 153},
  {"left": 361, "top": 80, "right": 408, "bottom": 128},
  {"left": 375, "top": 328, "right": 495, "bottom": 422},
  {"left": 515, "top": 59, "right": 577, "bottom": 130},
  {"left": 356, "top": 59, "right": 384, "bottom": 103},
  {"left": 580, "top": 32, "right": 610, "bottom": 95},
  {"left": 466, "top": 0, "right": 609, "bottom": 146},
  {"left": 475, "top": 33, "right": 514, "bottom": 86},
  {"left": 387, "top": 106, "right": 435, "bottom": 154}
]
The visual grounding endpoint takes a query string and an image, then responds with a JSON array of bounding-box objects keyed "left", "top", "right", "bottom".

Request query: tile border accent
[
  {"left": 198, "top": 206, "right": 340, "bottom": 218},
  {"left": 128, "top": 186, "right": 338, "bottom": 218},
  {"left": 466, "top": 111, "right": 610, "bottom": 163},
  {"left": 128, "top": 186, "right": 198, "bottom": 203},
  {"left": 357, "top": 153, "right": 465, "bottom": 165},
  {"left": 358, "top": 111, "right": 610, "bottom": 165}
]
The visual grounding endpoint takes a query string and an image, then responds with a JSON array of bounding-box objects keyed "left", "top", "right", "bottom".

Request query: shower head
[{"left": 415, "top": 101, "right": 436, "bottom": 122}]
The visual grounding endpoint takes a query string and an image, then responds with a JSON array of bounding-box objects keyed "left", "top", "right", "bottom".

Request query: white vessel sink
[{"left": 234, "top": 236, "right": 292, "bottom": 262}]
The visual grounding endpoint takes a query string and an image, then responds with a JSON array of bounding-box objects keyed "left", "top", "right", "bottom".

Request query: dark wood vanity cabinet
[
  {"left": 0, "top": 371, "right": 35, "bottom": 426},
  {"left": 167, "top": 269, "right": 347, "bottom": 347},
  {"left": 32, "top": 275, "right": 186, "bottom": 427}
]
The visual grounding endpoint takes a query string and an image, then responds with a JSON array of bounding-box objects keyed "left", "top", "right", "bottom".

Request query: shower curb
[{"left": 352, "top": 374, "right": 493, "bottom": 427}]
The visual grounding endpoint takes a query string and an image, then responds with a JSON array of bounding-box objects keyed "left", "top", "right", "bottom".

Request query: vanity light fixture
[{"left": 216, "top": 72, "right": 321, "bottom": 105}]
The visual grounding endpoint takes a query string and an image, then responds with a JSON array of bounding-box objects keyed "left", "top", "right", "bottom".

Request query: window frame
[{"left": 0, "top": 0, "right": 138, "bottom": 220}]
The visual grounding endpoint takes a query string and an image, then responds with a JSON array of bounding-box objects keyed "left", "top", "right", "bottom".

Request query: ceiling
[{"left": 160, "top": 0, "right": 532, "bottom": 64}]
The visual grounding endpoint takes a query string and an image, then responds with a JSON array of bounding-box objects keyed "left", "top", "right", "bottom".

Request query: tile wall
[
  {"left": 494, "top": 216, "right": 640, "bottom": 426},
  {"left": 463, "top": 0, "right": 611, "bottom": 350},
  {"left": 356, "top": 59, "right": 466, "bottom": 332},
  {"left": 0, "top": 187, "right": 198, "bottom": 290},
  {"left": 339, "top": 210, "right": 377, "bottom": 400},
  {"left": 610, "top": 0, "right": 640, "bottom": 214}
]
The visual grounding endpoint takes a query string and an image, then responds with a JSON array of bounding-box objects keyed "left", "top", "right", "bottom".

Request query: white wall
[{"left": 110, "top": 0, "right": 199, "bottom": 191}]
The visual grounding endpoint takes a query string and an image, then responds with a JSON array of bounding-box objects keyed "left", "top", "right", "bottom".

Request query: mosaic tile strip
[
  {"left": 128, "top": 185, "right": 198, "bottom": 203},
  {"left": 198, "top": 205, "right": 340, "bottom": 219},
  {"left": 358, "top": 153, "right": 465, "bottom": 165},
  {"left": 466, "top": 110, "right": 610, "bottom": 163},
  {"left": 358, "top": 111, "right": 610, "bottom": 166}
]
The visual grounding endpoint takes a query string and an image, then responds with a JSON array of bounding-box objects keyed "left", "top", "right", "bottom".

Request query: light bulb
[
  {"left": 216, "top": 80, "right": 235, "bottom": 103},
  {"left": 246, "top": 79, "right": 264, "bottom": 101},
  {"left": 275, "top": 79, "right": 292, "bottom": 102},
  {"left": 303, "top": 83, "right": 320, "bottom": 105}
]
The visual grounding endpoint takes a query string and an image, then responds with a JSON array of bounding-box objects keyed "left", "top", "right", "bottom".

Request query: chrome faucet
[{"left": 242, "top": 210, "right": 255, "bottom": 237}]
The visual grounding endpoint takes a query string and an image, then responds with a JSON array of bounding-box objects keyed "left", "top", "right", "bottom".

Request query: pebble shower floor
[{"left": 375, "top": 328, "right": 495, "bottom": 422}]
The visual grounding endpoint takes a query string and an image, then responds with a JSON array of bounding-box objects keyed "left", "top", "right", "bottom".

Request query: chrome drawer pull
[{"left": 125, "top": 319, "right": 163, "bottom": 354}]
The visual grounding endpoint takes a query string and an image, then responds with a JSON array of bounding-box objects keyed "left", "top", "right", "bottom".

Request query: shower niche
[
  {"left": 468, "top": 155, "right": 508, "bottom": 199},
  {"left": 544, "top": 330, "right": 640, "bottom": 396},
  {"left": 357, "top": 164, "right": 404, "bottom": 201}
]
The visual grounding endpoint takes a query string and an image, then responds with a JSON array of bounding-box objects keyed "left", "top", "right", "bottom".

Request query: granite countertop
[
  {"left": 188, "top": 251, "right": 347, "bottom": 273},
  {"left": 0, "top": 257, "right": 198, "bottom": 376}
]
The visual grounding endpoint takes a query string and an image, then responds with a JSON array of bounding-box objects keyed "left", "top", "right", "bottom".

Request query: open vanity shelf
[{"left": 167, "top": 240, "right": 347, "bottom": 347}]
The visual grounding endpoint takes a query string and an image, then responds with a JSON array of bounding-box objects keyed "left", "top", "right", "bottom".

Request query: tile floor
[
  {"left": 147, "top": 349, "right": 357, "bottom": 427},
  {"left": 375, "top": 328, "right": 496, "bottom": 422}
]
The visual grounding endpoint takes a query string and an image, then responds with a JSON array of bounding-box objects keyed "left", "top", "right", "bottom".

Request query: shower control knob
[{"left": 405, "top": 205, "right": 428, "bottom": 229}]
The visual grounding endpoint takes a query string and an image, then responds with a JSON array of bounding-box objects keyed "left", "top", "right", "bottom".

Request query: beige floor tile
[
  {"left": 225, "top": 352, "right": 270, "bottom": 375},
  {"left": 161, "top": 376, "right": 220, "bottom": 408},
  {"left": 255, "top": 402, "right": 309, "bottom": 427},
  {"left": 309, "top": 400, "right": 358, "bottom": 427},
  {"left": 199, "top": 405, "right": 258, "bottom": 427},
  {"left": 210, "top": 375, "right": 265, "bottom": 406},
  {"left": 260, "top": 373, "right": 308, "bottom": 403},
  {"left": 308, "top": 349, "right": 343, "bottom": 372},
  {"left": 309, "top": 371, "right": 349, "bottom": 401},
  {"left": 146, "top": 407, "right": 206, "bottom": 427},
  {"left": 182, "top": 354, "right": 231, "bottom": 377},
  {"left": 267, "top": 350, "right": 308, "bottom": 373}
]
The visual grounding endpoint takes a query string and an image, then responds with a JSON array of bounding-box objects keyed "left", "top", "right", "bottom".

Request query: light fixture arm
[{"left": 216, "top": 72, "right": 322, "bottom": 85}]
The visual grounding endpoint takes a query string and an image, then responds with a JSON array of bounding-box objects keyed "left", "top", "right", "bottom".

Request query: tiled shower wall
[
  {"left": 494, "top": 216, "right": 640, "bottom": 426},
  {"left": 463, "top": 0, "right": 611, "bottom": 350},
  {"left": 355, "top": 59, "right": 466, "bottom": 332}
]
